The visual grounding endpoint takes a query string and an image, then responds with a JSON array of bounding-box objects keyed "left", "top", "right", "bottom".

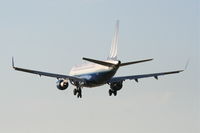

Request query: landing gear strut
[{"left": 73, "top": 87, "right": 82, "bottom": 98}]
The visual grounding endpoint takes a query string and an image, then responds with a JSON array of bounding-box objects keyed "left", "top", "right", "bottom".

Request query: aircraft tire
[
  {"left": 77, "top": 89, "right": 82, "bottom": 98},
  {"left": 73, "top": 89, "right": 77, "bottom": 95},
  {"left": 109, "top": 89, "right": 112, "bottom": 96},
  {"left": 113, "top": 91, "right": 117, "bottom": 96}
]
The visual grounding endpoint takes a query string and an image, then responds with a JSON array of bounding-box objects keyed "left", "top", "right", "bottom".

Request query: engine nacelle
[
  {"left": 56, "top": 80, "right": 69, "bottom": 90},
  {"left": 110, "top": 81, "right": 123, "bottom": 91}
]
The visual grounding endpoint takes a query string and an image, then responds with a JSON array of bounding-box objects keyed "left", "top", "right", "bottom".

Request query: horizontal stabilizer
[
  {"left": 82, "top": 57, "right": 116, "bottom": 67},
  {"left": 120, "top": 58, "right": 153, "bottom": 67}
]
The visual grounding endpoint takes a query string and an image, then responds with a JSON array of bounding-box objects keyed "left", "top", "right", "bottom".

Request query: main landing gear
[
  {"left": 73, "top": 87, "right": 82, "bottom": 98},
  {"left": 109, "top": 89, "right": 117, "bottom": 96}
]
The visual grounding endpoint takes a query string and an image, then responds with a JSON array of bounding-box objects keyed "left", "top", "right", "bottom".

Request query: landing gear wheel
[
  {"left": 113, "top": 91, "right": 117, "bottom": 96},
  {"left": 108, "top": 89, "right": 117, "bottom": 96},
  {"left": 77, "top": 93, "right": 80, "bottom": 98},
  {"left": 109, "top": 89, "right": 112, "bottom": 96},
  {"left": 77, "top": 92, "right": 82, "bottom": 98},
  {"left": 79, "top": 93, "right": 82, "bottom": 98},
  {"left": 73, "top": 89, "right": 77, "bottom": 95},
  {"left": 76, "top": 88, "right": 82, "bottom": 98}
]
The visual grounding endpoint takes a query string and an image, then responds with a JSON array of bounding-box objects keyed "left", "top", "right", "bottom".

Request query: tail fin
[{"left": 108, "top": 20, "right": 119, "bottom": 60}]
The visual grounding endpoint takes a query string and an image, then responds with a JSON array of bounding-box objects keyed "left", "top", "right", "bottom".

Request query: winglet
[
  {"left": 184, "top": 59, "right": 190, "bottom": 70},
  {"left": 12, "top": 57, "right": 15, "bottom": 68},
  {"left": 176, "top": 59, "right": 190, "bottom": 73}
]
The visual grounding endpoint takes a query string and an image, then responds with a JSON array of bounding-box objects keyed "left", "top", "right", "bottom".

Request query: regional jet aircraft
[{"left": 12, "top": 21, "right": 183, "bottom": 98}]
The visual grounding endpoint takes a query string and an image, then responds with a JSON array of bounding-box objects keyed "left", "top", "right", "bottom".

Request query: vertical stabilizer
[{"left": 108, "top": 20, "right": 119, "bottom": 60}]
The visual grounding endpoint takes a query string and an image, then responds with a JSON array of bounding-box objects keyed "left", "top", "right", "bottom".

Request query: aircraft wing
[
  {"left": 109, "top": 70, "right": 184, "bottom": 83},
  {"left": 12, "top": 58, "right": 84, "bottom": 82}
]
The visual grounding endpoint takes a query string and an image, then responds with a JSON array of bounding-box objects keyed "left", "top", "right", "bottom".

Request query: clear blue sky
[{"left": 0, "top": 0, "right": 199, "bottom": 133}]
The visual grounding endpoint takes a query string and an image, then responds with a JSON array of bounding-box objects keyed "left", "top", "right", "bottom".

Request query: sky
[{"left": 0, "top": 0, "right": 199, "bottom": 133}]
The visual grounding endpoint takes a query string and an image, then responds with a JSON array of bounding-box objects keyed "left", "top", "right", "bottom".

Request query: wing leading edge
[
  {"left": 109, "top": 70, "right": 184, "bottom": 83},
  {"left": 12, "top": 58, "right": 84, "bottom": 82}
]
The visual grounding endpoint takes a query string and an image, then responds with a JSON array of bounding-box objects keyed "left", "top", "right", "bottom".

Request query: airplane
[{"left": 12, "top": 20, "right": 184, "bottom": 98}]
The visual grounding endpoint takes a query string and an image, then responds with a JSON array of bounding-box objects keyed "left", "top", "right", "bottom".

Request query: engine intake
[{"left": 56, "top": 80, "right": 69, "bottom": 90}]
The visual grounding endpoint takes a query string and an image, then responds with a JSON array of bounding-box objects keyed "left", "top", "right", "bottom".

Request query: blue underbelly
[{"left": 76, "top": 70, "right": 116, "bottom": 87}]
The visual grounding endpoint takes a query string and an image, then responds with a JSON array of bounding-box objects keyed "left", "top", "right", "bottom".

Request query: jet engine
[
  {"left": 110, "top": 81, "right": 123, "bottom": 91},
  {"left": 56, "top": 80, "right": 69, "bottom": 90},
  {"left": 109, "top": 81, "right": 123, "bottom": 96}
]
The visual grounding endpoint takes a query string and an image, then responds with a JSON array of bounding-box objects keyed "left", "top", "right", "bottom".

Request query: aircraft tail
[{"left": 108, "top": 20, "right": 119, "bottom": 60}]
